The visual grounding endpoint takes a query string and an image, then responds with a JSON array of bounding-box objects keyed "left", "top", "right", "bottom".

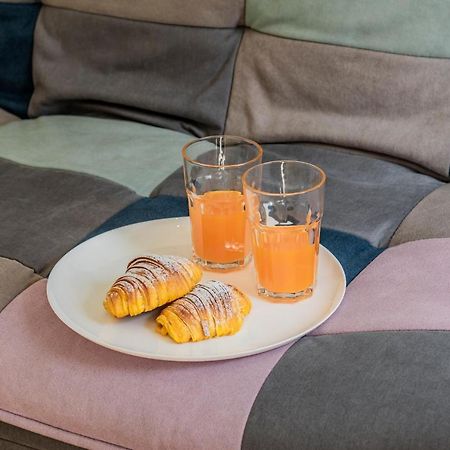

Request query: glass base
[
  {"left": 193, "top": 253, "right": 251, "bottom": 271},
  {"left": 257, "top": 286, "right": 313, "bottom": 303}
]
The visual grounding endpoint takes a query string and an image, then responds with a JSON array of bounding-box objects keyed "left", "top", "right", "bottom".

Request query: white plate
[{"left": 47, "top": 217, "right": 346, "bottom": 362}]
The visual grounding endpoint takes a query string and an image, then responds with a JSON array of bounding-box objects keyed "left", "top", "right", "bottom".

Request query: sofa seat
[
  {"left": 1, "top": 115, "right": 449, "bottom": 449},
  {"left": 1, "top": 239, "right": 450, "bottom": 449},
  {"left": 152, "top": 142, "right": 445, "bottom": 248},
  {"left": 0, "top": 115, "right": 191, "bottom": 196}
]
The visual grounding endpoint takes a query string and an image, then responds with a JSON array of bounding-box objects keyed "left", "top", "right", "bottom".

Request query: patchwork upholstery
[
  {"left": 243, "top": 331, "right": 450, "bottom": 450},
  {"left": 29, "top": 7, "right": 243, "bottom": 135},
  {"left": 1, "top": 238, "right": 450, "bottom": 449},
  {"left": 246, "top": 0, "right": 450, "bottom": 57},
  {"left": 244, "top": 238, "right": 450, "bottom": 449},
  {"left": 311, "top": 238, "right": 450, "bottom": 335},
  {"left": 152, "top": 143, "right": 443, "bottom": 248},
  {"left": 1, "top": 0, "right": 450, "bottom": 448},
  {"left": 0, "top": 420, "right": 79, "bottom": 450},
  {"left": 225, "top": 29, "right": 450, "bottom": 176},
  {"left": 41, "top": 0, "right": 245, "bottom": 27},
  {"left": 0, "top": 1, "right": 40, "bottom": 117},
  {"left": 0, "top": 258, "right": 40, "bottom": 313},
  {"left": 0, "top": 116, "right": 191, "bottom": 195},
  {"left": 390, "top": 184, "right": 450, "bottom": 246},
  {"left": 0, "top": 158, "right": 139, "bottom": 275}
]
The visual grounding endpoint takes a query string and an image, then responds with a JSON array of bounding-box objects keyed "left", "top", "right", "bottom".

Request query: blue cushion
[{"left": 0, "top": 2, "right": 40, "bottom": 117}]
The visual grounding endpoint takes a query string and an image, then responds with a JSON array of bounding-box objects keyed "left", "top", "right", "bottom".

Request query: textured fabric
[
  {"left": 0, "top": 412, "right": 118, "bottom": 450},
  {"left": 312, "top": 239, "right": 450, "bottom": 335},
  {"left": 0, "top": 2, "right": 40, "bottom": 118},
  {"left": 0, "top": 108, "right": 19, "bottom": 125},
  {"left": 0, "top": 280, "right": 287, "bottom": 450},
  {"left": 0, "top": 116, "right": 190, "bottom": 195},
  {"left": 30, "top": 7, "right": 243, "bottom": 136},
  {"left": 0, "top": 420, "right": 82, "bottom": 450},
  {"left": 0, "top": 158, "right": 139, "bottom": 275},
  {"left": 225, "top": 30, "right": 450, "bottom": 176},
  {"left": 246, "top": 0, "right": 450, "bottom": 58},
  {"left": 151, "top": 143, "right": 443, "bottom": 248},
  {"left": 390, "top": 184, "right": 450, "bottom": 246},
  {"left": 88, "top": 195, "right": 381, "bottom": 283},
  {"left": 0, "top": 258, "right": 40, "bottom": 313},
  {"left": 243, "top": 332, "right": 450, "bottom": 450},
  {"left": 43, "top": 0, "right": 244, "bottom": 27},
  {"left": 86, "top": 196, "right": 190, "bottom": 239},
  {"left": 319, "top": 230, "right": 382, "bottom": 283}
]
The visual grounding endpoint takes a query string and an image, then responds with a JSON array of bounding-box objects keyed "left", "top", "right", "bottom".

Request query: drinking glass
[
  {"left": 182, "top": 135, "right": 263, "bottom": 270},
  {"left": 243, "top": 160, "right": 326, "bottom": 301}
]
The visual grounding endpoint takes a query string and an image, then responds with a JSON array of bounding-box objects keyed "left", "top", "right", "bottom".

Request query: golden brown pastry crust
[
  {"left": 104, "top": 255, "right": 202, "bottom": 318},
  {"left": 156, "top": 280, "right": 251, "bottom": 343}
]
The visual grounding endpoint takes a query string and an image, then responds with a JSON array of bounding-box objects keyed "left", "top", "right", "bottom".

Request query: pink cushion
[
  {"left": 313, "top": 238, "right": 450, "bottom": 335},
  {"left": 0, "top": 280, "right": 287, "bottom": 449}
]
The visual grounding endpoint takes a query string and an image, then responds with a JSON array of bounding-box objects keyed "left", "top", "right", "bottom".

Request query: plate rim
[{"left": 47, "top": 217, "right": 346, "bottom": 362}]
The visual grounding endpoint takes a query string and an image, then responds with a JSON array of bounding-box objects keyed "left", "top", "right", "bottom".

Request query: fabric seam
[{"left": 0, "top": 409, "right": 128, "bottom": 450}]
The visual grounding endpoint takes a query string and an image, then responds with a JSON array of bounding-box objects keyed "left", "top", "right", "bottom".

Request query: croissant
[
  {"left": 104, "top": 255, "right": 202, "bottom": 318},
  {"left": 156, "top": 280, "right": 251, "bottom": 343}
]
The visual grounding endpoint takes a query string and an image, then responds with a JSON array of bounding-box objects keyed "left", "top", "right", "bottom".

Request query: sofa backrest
[
  {"left": 2, "top": 0, "right": 450, "bottom": 177},
  {"left": 0, "top": 1, "right": 40, "bottom": 118}
]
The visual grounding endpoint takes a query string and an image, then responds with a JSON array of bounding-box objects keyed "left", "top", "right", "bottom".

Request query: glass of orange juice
[
  {"left": 182, "top": 136, "right": 263, "bottom": 270},
  {"left": 243, "top": 161, "right": 326, "bottom": 301}
]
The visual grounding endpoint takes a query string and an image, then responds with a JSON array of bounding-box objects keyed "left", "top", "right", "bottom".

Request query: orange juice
[
  {"left": 252, "top": 221, "right": 320, "bottom": 295},
  {"left": 188, "top": 190, "right": 250, "bottom": 265}
]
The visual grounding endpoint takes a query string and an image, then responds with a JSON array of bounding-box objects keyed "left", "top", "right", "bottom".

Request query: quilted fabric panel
[
  {"left": 246, "top": 0, "right": 450, "bottom": 58},
  {"left": 0, "top": 158, "right": 139, "bottom": 275},
  {"left": 87, "top": 195, "right": 382, "bottom": 283},
  {"left": 243, "top": 331, "right": 450, "bottom": 450},
  {"left": 42, "top": 0, "right": 244, "bottom": 27},
  {"left": 0, "top": 419, "right": 81, "bottom": 450},
  {"left": 0, "top": 279, "right": 288, "bottom": 450},
  {"left": 151, "top": 142, "right": 443, "bottom": 248},
  {"left": 390, "top": 184, "right": 450, "bottom": 246},
  {"left": 0, "top": 2, "right": 40, "bottom": 117},
  {"left": 2, "top": 234, "right": 450, "bottom": 449},
  {"left": 0, "top": 116, "right": 191, "bottom": 196},
  {"left": 0, "top": 257, "right": 40, "bottom": 312},
  {"left": 311, "top": 238, "right": 450, "bottom": 335},
  {"left": 225, "top": 30, "right": 450, "bottom": 177},
  {"left": 29, "top": 7, "right": 243, "bottom": 136}
]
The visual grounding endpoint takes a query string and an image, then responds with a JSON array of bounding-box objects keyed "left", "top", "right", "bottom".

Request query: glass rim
[
  {"left": 182, "top": 135, "right": 263, "bottom": 169},
  {"left": 243, "top": 160, "right": 327, "bottom": 197}
]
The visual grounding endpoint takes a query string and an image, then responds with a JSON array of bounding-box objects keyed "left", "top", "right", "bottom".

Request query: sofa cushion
[
  {"left": 0, "top": 280, "right": 288, "bottom": 450},
  {"left": 0, "top": 1, "right": 40, "bottom": 118},
  {"left": 225, "top": 29, "right": 450, "bottom": 177},
  {"left": 2, "top": 238, "right": 450, "bottom": 449},
  {"left": 243, "top": 331, "right": 450, "bottom": 450},
  {"left": 42, "top": 0, "right": 244, "bottom": 27},
  {"left": 0, "top": 158, "right": 139, "bottom": 275},
  {"left": 0, "top": 258, "right": 40, "bottom": 313},
  {"left": 29, "top": 7, "right": 243, "bottom": 136},
  {"left": 390, "top": 184, "right": 450, "bottom": 246},
  {"left": 311, "top": 238, "right": 450, "bottom": 335},
  {"left": 0, "top": 420, "right": 80, "bottom": 450},
  {"left": 246, "top": 0, "right": 450, "bottom": 58},
  {"left": 152, "top": 142, "right": 443, "bottom": 248},
  {"left": 0, "top": 115, "right": 191, "bottom": 195},
  {"left": 85, "top": 195, "right": 382, "bottom": 283}
]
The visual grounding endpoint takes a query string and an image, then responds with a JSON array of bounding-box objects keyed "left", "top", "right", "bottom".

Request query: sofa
[{"left": 1, "top": 0, "right": 450, "bottom": 448}]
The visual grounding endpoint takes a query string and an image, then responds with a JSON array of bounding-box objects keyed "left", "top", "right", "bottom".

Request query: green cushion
[
  {"left": 0, "top": 115, "right": 191, "bottom": 195},
  {"left": 246, "top": 0, "right": 450, "bottom": 58}
]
